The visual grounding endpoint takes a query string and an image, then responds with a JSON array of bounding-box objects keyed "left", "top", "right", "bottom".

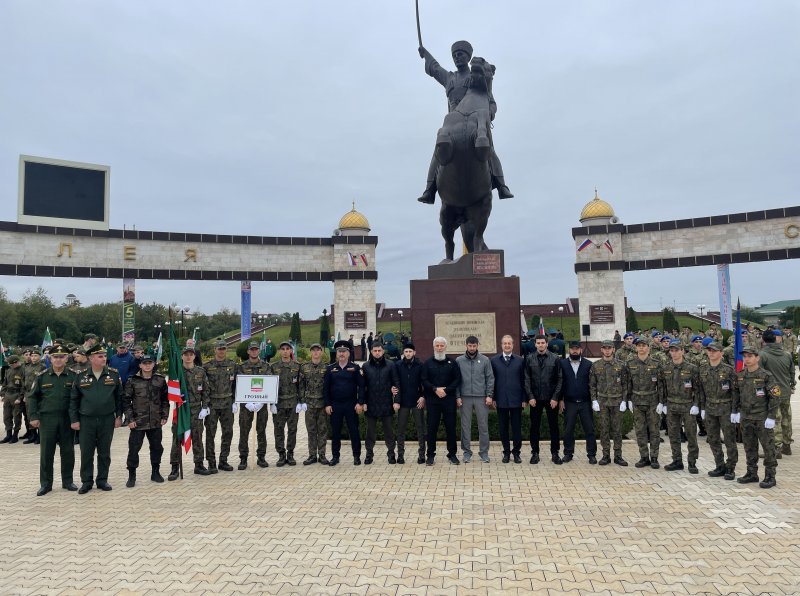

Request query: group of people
[{"left": 2, "top": 323, "right": 796, "bottom": 496}]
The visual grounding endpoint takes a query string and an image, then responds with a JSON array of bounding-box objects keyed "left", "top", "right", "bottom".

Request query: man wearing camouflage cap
[
  {"left": 1, "top": 355, "right": 25, "bottom": 443},
  {"left": 22, "top": 349, "right": 46, "bottom": 444},
  {"left": 590, "top": 341, "right": 628, "bottom": 466},
  {"left": 697, "top": 342, "right": 738, "bottom": 480},
  {"left": 203, "top": 341, "right": 237, "bottom": 473},
  {"left": 661, "top": 340, "right": 702, "bottom": 474},
  {"left": 168, "top": 346, "right": 211, "bottom": 479},
  {"left": 299, "top": 343, "right": 329, "bottom": 465},
  {"left": 271, "top": 341, "right": 301, "bottom": 466},
  {"left": 235, "top": 341, "right": 271, "bottom": 469}
]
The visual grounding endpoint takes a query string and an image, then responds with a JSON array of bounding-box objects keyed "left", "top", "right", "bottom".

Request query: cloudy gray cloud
[{"left": 1, "top": 1, "right": 797, "bottom": 317}]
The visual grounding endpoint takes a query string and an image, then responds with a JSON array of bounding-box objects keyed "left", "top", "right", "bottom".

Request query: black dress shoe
[
  {"left": 257, "top": 457, "right": 269, "bottom": 468},
  {"left": 96, "top": 481, "right": 112, "bottom": 491},
  {"left": 37, "top": 486, "right": 52, "bottom": 496},
  {"left": 426, "top": 456, "right": 434, "bottom": 466},
  {"left": 447, "top": 454, "right": 460, "bottom": 465},
  {"left": 194, "top": 465, "right": 211, "bottom": 476},
  {"left": 418, "top": 455, "right": 426, "bottom": 464},
  {"left": 551, "top": 454, "right": 563, "bottom": 465},
  {"left": 502, "top": 454, "right": 510, "bottom": 463},
  {"left": 353, "top": 457, "right": 361, "bottom": 466},
  {"left": 530, "top": 454, "right": 540, "bottom": 465},
  {"left": 588, "top": 456, "right": 598, "bottom": 465},
  {"left": 513, "top": 454, "right": 522, "bottom": 464},
  {"left": 62, "top": 483, "right": 78, "bottom": 491},
  {"left": 364, "top": 454, "right": 373, "bottom": 465},
  {"left": 78, "top": 483, "right": 93, "bottom": 494},
  {"left": 561, "top": 454, "right": 573, "bottom": 463},
  {"left": 329, "top": 457, "right": 340, "bottom": 467},
  {"left": 396, "top": 455, "right": 405, "bottom": 464}
]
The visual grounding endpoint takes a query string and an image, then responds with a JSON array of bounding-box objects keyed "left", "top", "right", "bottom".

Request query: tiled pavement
[{"left": 1, "top": 388, "right": 798, "bottom": 595}]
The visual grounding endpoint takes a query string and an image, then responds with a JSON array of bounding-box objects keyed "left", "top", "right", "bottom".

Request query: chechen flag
[{"left": 167, "top": 312, "right": 192, "bottom": 454}]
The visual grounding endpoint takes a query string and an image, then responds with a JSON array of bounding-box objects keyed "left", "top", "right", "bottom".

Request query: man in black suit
[
  {"left": 524, "top": 334, "right": 563, "bottom": 464},
  {"left": 558, "top": 341, "right": 597, "bottom": 464},
  {"left": 491, "top": 335, "right": 526, "bottom": 463}
]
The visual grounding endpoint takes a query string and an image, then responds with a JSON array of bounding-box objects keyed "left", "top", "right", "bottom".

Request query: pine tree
[
  {"left": 289, "top": 313, "right": 302, "bottom": 343},
  {"left": 662, "top": 307, "right": 680, "bottom": 333},
  {"left": 626, "top": 307, "right": 639, "bottom": 333}
]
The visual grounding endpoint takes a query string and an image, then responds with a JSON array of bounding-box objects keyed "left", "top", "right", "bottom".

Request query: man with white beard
[{"left": 420, "top": 337, "right": 462, "bottom": 466}]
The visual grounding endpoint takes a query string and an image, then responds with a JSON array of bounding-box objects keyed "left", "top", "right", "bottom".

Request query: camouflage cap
[
  {"left": 279, "top": 341, "right": 293, "bottom": 349},
  {"left": 740, "top": 346, "right": 759, "bottom": 355},
  {"left": 668, "top": 340, "right": 683, "bottom": 350},
  {"left": 705, "top": 341, "right": 722, "bottom": 351},
  {"left": 181, "top": 346, "right": 196, "bottom": 354},
  {"left": 214, "top": 340, "right": 227, "bottom": 349},
  {"left": 140, "top": 353, "right": 155, "bottom": 363},
  {"left": 248, "top": 341, "right": 260, "bottom": 349},
  {"left": 600, "top": 340, "right": 615, "bottom": 348},
  {"left": 309, "top": 343, "right": 323, "bottom": 350},
  {"left": 6, "top": 355, "right": 20, "bottom": 364}
]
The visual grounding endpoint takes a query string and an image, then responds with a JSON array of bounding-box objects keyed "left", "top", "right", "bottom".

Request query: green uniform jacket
[
  {"left": 758, "top": 343, "right": 795, "bottom": 398},
  {"left": 182, "top": 366, "right": 209, "bottom": 411},
  {"left": 661, "top": 360, "right": 701, "bottom": 407},
  {"left": 69, "top": 366, "right": 123, "bottom": 423},
  {"left": 271, "top": 360, "right": 300, "bottom": 408},
  {"left": 733, "top": 366, "right": 780, "bottom": 421},
  {"left": 1, "top": 366, "right": 25, "bottom": 405},
  {"left": 615, "top": 344, "right": 636, "bottom": 365},
  {"left": 300, "top": 360, "right": 327, "bottom": 408},
  {"left": 27, "top": 368, "right": 77, "bottom": 418},
  {"left": 123, "top": 372, "right": 169, "bottom": 430},
  {"left": 22, "top": 362, "right": 46, "bottom": 400},
  {"left": 625, "top": 357, "right": 662, "bottom": 406},
  {"left": 235, "top": 358, "right": 272, "bottom": 402},
  {"left": 589, "top": 358, "right": 627, "bottom": 406},
  {"left": 697, "top": 362, "right": 736, "bottom": 416},
  {"left": 203, "top": 358, "right": 236, "bottom": 408}
]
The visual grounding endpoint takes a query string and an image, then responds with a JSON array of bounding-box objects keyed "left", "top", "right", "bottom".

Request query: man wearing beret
[
  {"left": 615, "top": 333, "right": 637, "bottom": 365},
  {"left": 271, "top": 341, "right": 301, "bottom": 467},
  {"left": 416, "top": 40, "right": 513, "bottom": 204},
  {"left": 203, "top": 341, "right": 237, "bottom": 473},
  {"left": 26, "top": 345, "right": 78, "bottom": 495},
  {"left": 70, "top": 344, "right": 123, "bottom": 493},
  {"left": 235, "top": 341, "right": 272, "bottom": 469}
]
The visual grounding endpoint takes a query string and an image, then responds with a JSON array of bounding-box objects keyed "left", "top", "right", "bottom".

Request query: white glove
[
  {"left": 592, "top": 400, "right": 600, "bottom": 412},
  {"left": 628, "top": 401, "right": 633, "bottom": 411},
  {"left": 198, "top": 408, "right": 210, "bottom": 420},
  {"left": 731, "top": 412, "right": 740, "bottom": 424},
  {"left": 690, "top": 406, "right": 699, "bottom": 416},
  {"left": 619, "top": 401, "right": 626, "bottom": 412},
  {"left": 295, "top": 404, "right": 303, "bottom": 414},
  {"left": 232, "top": 403, "right": 238, "bottom": 414},
  {"left": 700, "top": 410, "right": 706, "bottom": 420},
  {"left": 301, "top": 403, "right": 308, "bottom": 412},
  {"left": 765, "top": 418, "right": 776, "bottom": 429},
  {"left": 253, "top": 403, "right": 263, "bottom": 412},
  {"left": 662, "top": 405, "right": 667, "bottom": 415},
  {"left": 245, "top": 403, "right": 256, "bottom": 412},
  {"left": 270, "top": 404, "right": 278, "bottom": 414},
  {"left": 656, "top": 403, "right": 664, "bottom": 415}
]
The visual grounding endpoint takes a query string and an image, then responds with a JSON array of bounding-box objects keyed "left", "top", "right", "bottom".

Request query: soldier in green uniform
[
  {"left": 625, "top": 338, "right": 663, "bottom": 468},
  {"left": 589, "top": 340, "right": 628, "bottom": 466},
  {"left": 758, "top": 330, "right": 794, "bottom": 457},
  {"left": 782, "top": 324, "right": 797, "bottom": 358},
  {"left": 202, "top": 341, "right": 237, "bottom": 473},
  {"left": 271, "top": 341, "right": 301, "bottom": 466},
  {"left": 22, "top": 349, "right": 46, "bottom": 444},
  {"left": 69, "top": 347, "right": 90, "bottom": 445},
  {"left": 123, "top": 354, "right": 168, "bottom": 487},
  {"left": 1, "top": 356, "right": 26, "bottom": 443},
  {"left": 697, "top": 342, "right": 738, "bottom": 479},
  {"left": 168, "top": 346, "right": 211, "bottom": 479},
  {"left": 662, "top": 340, "right": 702, "bottom": 473},
  {"left": 235, "top": 342, "right": 271, "bottom": 469},
  {"left": 26, "top": 345, "right": 77, "bottom": 495},
  {"left": 300, "top": 343, "right": 329, "bottom": 465},
  {"left": 69, "top": 344, "right": 123, "bottom": 493},
  {"left": 733, "top": 347, "right": 780, "bottom": 488},
  {"left": 615, "top": 333, "right": 637, "bottom": 365}
]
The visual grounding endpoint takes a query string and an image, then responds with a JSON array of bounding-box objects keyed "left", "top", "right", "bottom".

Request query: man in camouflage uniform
[
  {"left": 26, "top": 345, "right": 77, "bottom": 495},
  {"left": 615, "top": 333, "right": 637, "bottom": 364},
  {"left": 662, "top": 340, "right": 702, "bottom": 473},
  {"left": 69, "top": 347, "right": 89, "bottom": 445},
  {"left": 203, "top": 341, "right": 237, "bottom": 473},
  {"left": 123, "top": 354, "right": 168, "bottom": 487},
  {"left": 758, "top": 330, "right": 794, "bottom": 457},
  {"left": 22, "top": 349, "right": 46, "bottom": 444},
  {"left": 271, "top": 341, "right": 301, "bottom": 466},
  {"left": 235, "top": 342, "right": 271, "bottom": 469},
  {"left": 697, "top": 341, "right": 738, "bottom": 480},
  {"left": 686, "top": 336, "right": 709, "bottom": 437},
  {"left": 1, "top": 356, "right": 25, "bottom": 443},
  {"left": 707, "top": 323, "right": 721, "bottom": 341},
  {"left": 589, "top": 340, "right": 628, "bottom": 466},
  {"left": 625, "top": 339, "right": 663, "bottom": 468},
  {"left": 169, "top": 346, "right": 211, "bottom": 479},
  {"left": 733, "top": 346, "right": 780, "bottom": 488},
  {"left": 782, "top": 324, "right": 797, "bottom": 358},
  {"left": 300, "top": 343, "right": 329, "bottom": 465}
]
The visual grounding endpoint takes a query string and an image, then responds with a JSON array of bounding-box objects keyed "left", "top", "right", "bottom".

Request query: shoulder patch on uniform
[
  {"left": 770, "top": 386, "right": 781, "bottom": 397},
  {"left": 108, "top": 367, "right": 118, "bottom": 373}
]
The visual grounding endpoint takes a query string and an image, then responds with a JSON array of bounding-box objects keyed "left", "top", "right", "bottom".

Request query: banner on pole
[
  {"left": 234, "top": 374, "right": 279, "bottom": 404},
  {"left": 717, "top": 265, "right": 733, "bottom": 330},
  {"left": 241, "top": 281, "right": 252, "bottom": 341},
  {"left": 122, "top": 277, "right": 136, "bottom": 343}
]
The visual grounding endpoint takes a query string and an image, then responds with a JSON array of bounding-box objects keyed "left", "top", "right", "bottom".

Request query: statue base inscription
[{"left": 428, "top": 249, "right": 505, "bottom": 280}]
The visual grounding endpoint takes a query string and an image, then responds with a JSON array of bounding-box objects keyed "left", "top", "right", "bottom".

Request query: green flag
[
  {"left": 167, "top": 313, "right": 192, "bottom": 454},
  {"left": 41, "top": 327, "right": 53, "bottom": 350}
]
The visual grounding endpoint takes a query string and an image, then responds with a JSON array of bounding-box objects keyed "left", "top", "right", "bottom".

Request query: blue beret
[
  {"left": 774, "top": 329, "right": 783, "bottom": 336},
  {"left": 661, "top": 335, "right": 671, "bottom": 341},
  {"left": 651, "top": 331, "right": 661, "bottom": 337},
  {"left": 633, "top": 337, "right": 647, "bottom": 345},
  {"left": 691, "top": 335, "right": 703, "bottom": 342},
  {"left": 623, "top": 332, "right": 634, "bottom": 339},
  {"left": 701, "top": 337, "right": 714, "bottom": 346}
]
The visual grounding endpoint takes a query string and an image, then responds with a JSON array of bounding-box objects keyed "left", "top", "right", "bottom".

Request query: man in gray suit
[{"left": 456, "top": 336, "right": 495, "bottom": 463}]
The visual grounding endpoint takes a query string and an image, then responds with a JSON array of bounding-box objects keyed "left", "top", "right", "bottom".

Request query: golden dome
[
  {"left": 579, "top": 190, "right": 615, "bottom": 221},
  {"left": 338, "top": 202, "right": 370, "bottom": 231}
]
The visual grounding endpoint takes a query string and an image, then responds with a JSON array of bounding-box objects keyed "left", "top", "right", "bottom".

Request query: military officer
[
  {"left": 300, "top": 343, "right": 329, "bottom": 465},
  {"left": 22, "top": 349, "right": 46, "bottom": 444},
  {"left": 1, "top": 355, "right": 25, "bottom": 443},
  {"left": 235, "top": 341, "right": 271, "bottom": 469},
  {"left": 203, "top": 341, "right": 237, "bottom": 472},
  {"left": 323, "top": 340, "right": 364, "bottom": 466},
  {"left": 271, "top": 341, "right": 301, "bottom": 466},
  {"left": 123, "top": 354, "right": 168, "bottom": 487},
  {"left": 589, "top": 340, "right": 628, "bottom": 466},
  {"left": 625, "top": 338, "right": 663, "bottom": 468},
  {"left": 27, "top": 345, "right": 77, "bottom": 495},
  {"left": 69, "top": 344, "right": 123, "bottom": 493},
  {"left": 168, "top": 346, "right": 211, "bottom": 479},
  {"left": 733, "top": 347, "right": 780, "bottom": 488},
  {"left": 697, "top": 341, "right": 738, "bottom": 480},
  {"left": 662, "top": 340, "right": 702, "bottom": 473}
]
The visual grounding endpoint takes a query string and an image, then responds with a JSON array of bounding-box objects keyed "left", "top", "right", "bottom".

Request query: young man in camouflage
[
  {"left": 589, "top": 340, "right": 628, "bottom": 466},
  {"left": 169, "top": 346, "right": 211, "bottom": 479},
  {"left": 1, "top": 355, "right": 25, "bottom": 443},
  {"left": 697, "top": 341, "right": 738, "bottom": 480},
  {"left": 758, "top": 329, "right": 794, "bottom": 458},
  {"left": 300, "top": 343, "right": 329, "bottom": 465},
  {"left": 625, "top": 338, "right": 663, "bottom": 468},
  {"left": 662, "top": 340, "right": 702, "bottom": 473},
  {"left": 733, "top": 347, "right": 780, "bottom": 488},
  {"left": 203, "top": 341, "right": 237, "bottom": 473},
  {"left": 615, "top": 333, "right": 637, "bottom": 365},
  {"left": 271, "top": 341, "right": 301, "bottom": 466},
  {"left": 235, "top": 342, "right": 271, "bottom": 469},
  {"left": 123, "top": 354, "right": 169, "bottom": 487},
  {"left": 22, "top": 349, "right": 46, "bottom": 444}
]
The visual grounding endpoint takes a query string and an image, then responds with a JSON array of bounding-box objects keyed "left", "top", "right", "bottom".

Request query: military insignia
[
  {"left": 756, "top": 388, "right": 765, "bottom": 397},
  {"left": 721, "top": 382, "right": 730, "bottom": 391},
  {"left": 770, "top": 386, "right": 781, "bottom": 397}
]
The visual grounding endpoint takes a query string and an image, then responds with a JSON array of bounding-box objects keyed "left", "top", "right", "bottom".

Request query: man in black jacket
[
  {"left": 491, "top": 335, "right": 526, "bottom": 463},
  {"left": 421, "top": 337, "right": 462, "bottom": 465},
  {"left": 558, "top": 342, "right": 597, "bottom": 464},
  {"left": 360, "top": 344, "right": 400, "bottom": 464},
  {"left": 395, "top": 343, "right": 426, "bottom": 464},
  {"left": 524, "top": 334, "right": 563, "bottom": 464}
]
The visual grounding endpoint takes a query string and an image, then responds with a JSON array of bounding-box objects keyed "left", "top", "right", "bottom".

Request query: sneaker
[
  {"left": 447, "top": 455, "right": 460, "bottom": 465},
  {"left": 479, "top": 455, "right": 490, "bottom": 463},
  {"left": 463, "top": 453, "right": 472, "bottom": 464}
]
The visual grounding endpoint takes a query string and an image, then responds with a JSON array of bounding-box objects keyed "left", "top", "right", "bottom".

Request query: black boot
[
  {"left": 194, "top": 464, "right": 211, "bottom": 476},
  {"left": 0, "top": 431, "right": 11, "bottom": 444},
  {"left": 364, "top": 452, "right": 374, "bottom": 465},
  {"left": 387, "top": 451, "right": 396, "bottom": 465},
  {"left": 218, "top": 459, "right": 234, "bottom": 472},
  {"left": 708, "top": 465, "right": 726, "bottom": 477},
  {"left": 257, "top": 456, "right": 269, "bottom": 468},
  {"left": 318, "top": 454, "right": 329, "bottom": 465},
  {"left": 664, "top": 460, "right": 684, "bottom": 471},
  {"left": 634, "top": 457, "right": 651, "bottom": 468},
  {"left": 151, "top": 466, "right": 164, "bottom": 483},
  {"left": 276, "top": 453, "right": 287, "bottom": 467},
  {"left": 126, "top": 469, "right": 136, "bottom": 488},
  {"left": 687, "top": 460, "right": 698, "bottom": 474},
  {"left": 20, "top": 428, "right": 31, "bottom": 440},
  {"left": 759, "top": 474, "right": 776, "bottom": 489},
  {"left": 286, "top": 452, "right": 296, "bottom": 466},
  {"left": 724, "top": 467, "right": 735, "bottom": 481},
  {"left": 303, "top": 455, "right": 318, "bottom": 466},
  {"left": 23, "top": 429, "right": 36, "bottom": 444},
  {"left": 168, "top": 465, "right": 180, "bottom": 481},
  {"left": 737, "top": 471, "right": 759, "bottom": 484},
  {"left": 33, "top": 429, "right": 39, "bottom": 444},
  {"left": 238, "top": 457, "right": 248, "bottom": 470},
  {"left": 9, "top": 432, "right": 19, "bottom": 444}
]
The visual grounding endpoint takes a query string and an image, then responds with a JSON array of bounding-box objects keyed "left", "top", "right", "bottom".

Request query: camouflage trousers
[
  {"left": 667, "top": 404, "right": 698, "bottom": 464},
  {"left": 273, "top": 407, "right": 299, "bottom": 455},
  {"left": 205, "top": 405, "right": 234, "bottom": 465},
  {"left": 773, "top": 398, "right": 793, "bottom": 449},
  {"left": 632, "top": 404, "right": 660, "bottom": 461},
  {"left": 238, "top": 406, "right": 269, "bottom": 459},
  {"left": 742, "top": 418, "right": 776, "bottom": 477},
  {"left": 597, "top": 403, "right": 623, "bottom": 457},
  {"left": 304, "top": 406, "right": 328, "bottom": 457},
  {"left": 2, "top": 402, "right": 22, "bottom": 434},
  {"left": 704, "top": 412, "right": 738, "bottom": 469},
  {"left": 169, "top": 412, "right": 205, "bottom": 466}
]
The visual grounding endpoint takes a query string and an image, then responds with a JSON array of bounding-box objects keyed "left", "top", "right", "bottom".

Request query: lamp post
[
  {"left": 398, "top": 309, "right": 404, "bottom": 335},
  {"left": 194, "top": 327, "right": 200, "bottom": 342},
  {"left": 177, "top": 306, "right": 191, "bottom": 340},
  {"left": 558, "top": 306, "right": 564, "bottom": 334},
  {"left": 697, "top": 304, "right": 706, "bottom": 331}
]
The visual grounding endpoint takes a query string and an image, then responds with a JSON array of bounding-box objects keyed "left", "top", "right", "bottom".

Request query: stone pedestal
[{"left": 410, "top": 252, "right": 521, "bottom": 360}]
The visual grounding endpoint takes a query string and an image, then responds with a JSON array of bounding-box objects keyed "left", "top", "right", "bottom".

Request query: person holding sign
[
  {"left": 271, "top": 341, "right": 301, "bottom": 467},
  {"left": 236, "top": 342, "right": 272, "bottom": 470},
  {"left": 323, "top": 340, "right": 364, "bottom": 466}
]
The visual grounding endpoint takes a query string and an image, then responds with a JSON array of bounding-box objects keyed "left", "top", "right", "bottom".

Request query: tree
[
  {"left": 662, "top": 307, "right": 680, "bottom": 333},
  {"left": 289, "top": 313, "right": 302, "bottom": 343},
  {"left": 529, "top": 315, "right": 541, "bottom": 333},
  {"left": 319, "top": 309, "right": 330, "bottom": 345},
  {"left": 778, "top": 306, "right": 800, "bottom": 329},
  {"left": 739, "top": 305, "right": 765, "bottom": 325},
  {"left": 626, "top": 307, "right": 639, "bottom": 333}
]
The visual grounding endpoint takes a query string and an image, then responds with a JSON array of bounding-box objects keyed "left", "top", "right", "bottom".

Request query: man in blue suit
[
  {"left": 559, "top": 341, "right": 597, "bottom": 464},
  {"left": 491, "top": 335, "right": 526, "bottom": 463}
]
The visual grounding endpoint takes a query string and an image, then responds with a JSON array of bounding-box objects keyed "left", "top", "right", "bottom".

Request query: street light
[
  {"left": 558, "top": 306, "right": 564, "bottom": 334},
  {"left": 178, "top": 306, "right": 191, "bottom": 338},
  {"left": 697, "top": 304, "right": 706, "bottom": 331},
  {"left": 194, "top": 327, "right": 200, "bottom": 341},
  {"left": 398, "top": 309, "right": 404, "bottom": 335}
]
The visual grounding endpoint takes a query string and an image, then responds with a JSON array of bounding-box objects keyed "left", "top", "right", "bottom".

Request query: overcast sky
[{"left": 2, "top": 1, "right": 798, "bottom": 319}]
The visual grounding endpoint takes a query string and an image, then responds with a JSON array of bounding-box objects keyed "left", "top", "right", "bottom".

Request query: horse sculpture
[{"left": 434, "top": 57, "right": 495, "bottom": 262}]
